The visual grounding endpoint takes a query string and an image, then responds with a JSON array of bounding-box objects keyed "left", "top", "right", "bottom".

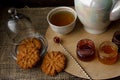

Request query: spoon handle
[{"left": 59, "top": 43, "right": 93, "bottom": 80}]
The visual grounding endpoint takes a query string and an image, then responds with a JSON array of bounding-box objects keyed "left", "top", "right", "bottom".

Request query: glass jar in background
[
  {"left": 7, "top": 8, "right": 48, "bottom": 60},
  {"left": 112, "top": 31, "right": 120, "bottom": 52},
  {"left": 7, "top": 8, "right": 35, "bottom": 43},
  {"left": 11, "top": 32, "right": 48, "bottom": 60},
  {"left": 98, "top": 41, "right": 118, "bottom": 65}
]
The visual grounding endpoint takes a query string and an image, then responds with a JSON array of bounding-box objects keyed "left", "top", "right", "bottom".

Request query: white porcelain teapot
[{"left": 74, "top": 0, "right": 120, "bottom": 34}]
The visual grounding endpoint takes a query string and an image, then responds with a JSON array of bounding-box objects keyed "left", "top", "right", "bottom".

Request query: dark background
[{"left": 0, "top": 0, "right": 74, "bottom": 8}]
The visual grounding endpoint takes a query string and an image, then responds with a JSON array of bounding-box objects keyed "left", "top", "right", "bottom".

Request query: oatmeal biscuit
[
  {"left": 17, "top": 37, "right": 41, "bottom": 69},
  {"left": 41, "top": 51, "right": 66, "bottom": 76},
  {"left": 17, "top": 48, "right": 40, "bottom": 69},
  {"left": 19, "top": 38, "right": 41, "bottom": 50},
  {"left": 32, "top": 38, "right": 41, "bottom": 49}
]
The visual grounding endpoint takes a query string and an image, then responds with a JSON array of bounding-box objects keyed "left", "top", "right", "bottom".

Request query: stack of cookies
[
  {"left": 17, "top": 38, "right": 41, "bottom": 69},
  {"left": 16, "top": 37, "right": 67, "bottom": 76}
]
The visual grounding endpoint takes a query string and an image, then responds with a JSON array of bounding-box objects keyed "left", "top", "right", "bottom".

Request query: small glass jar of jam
[
  {"left": 112, "top": 31, "right": 120, "bottom": 52},
  {"left": 98, "top": 41, "right": 118, "bottom": 65},
  {"left": 76, "top": 39, "right": 96, "bottom": 61}
]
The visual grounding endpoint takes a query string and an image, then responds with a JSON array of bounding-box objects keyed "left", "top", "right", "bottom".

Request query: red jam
[
  {"left": 76, "top": 39, "right": 95, "bottom": 61},
  {"left": 53, "top": 36, "right": 62, "bottom": 44}
]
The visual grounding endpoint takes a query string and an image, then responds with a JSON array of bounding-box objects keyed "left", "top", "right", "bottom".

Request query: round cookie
[
  {"left": 17, "top": 48, "right": 40, "bottom": 69},
  {"left": 41, "top": 51, "right": 66, "bottom": 76},
  {"left": 19, "top": 38, "right": 41, "bottom": 50},
  {"left": 17, "top": 37, "right": 41, "bottom": 69}
]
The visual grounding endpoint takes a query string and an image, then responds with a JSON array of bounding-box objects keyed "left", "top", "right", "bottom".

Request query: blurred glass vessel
[
  {"left": 11, "top": 33, "right": 48, "bottom": 60},
  {"left": 7, "top": 8, "right": 48, "bottom": 60},
  {"left": 112, "top": 31, "right": 120, "bottom": 52},
  {"left": 98, "top": 41, "right": 118, "bottom": 65},
  {"left": 7, "top": 8, "right": 35, "bottom": 41}
]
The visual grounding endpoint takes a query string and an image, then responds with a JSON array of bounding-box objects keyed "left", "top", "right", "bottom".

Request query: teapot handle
[{"left": 110, "top": 0, "right": 120, "bottom": 21}]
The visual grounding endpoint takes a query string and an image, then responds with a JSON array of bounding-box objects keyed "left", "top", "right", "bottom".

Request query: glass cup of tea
[
  {"left": 47, "top": 6, "right": 77, "bottom": 34},
  {"left": 98, "top": 41, "right": 118, "bottom": 65}
]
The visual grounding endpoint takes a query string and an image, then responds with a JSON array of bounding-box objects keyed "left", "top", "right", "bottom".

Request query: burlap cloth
[
  {"left": 0, "top": 7, "right": 119, "bottom": 80},
  {"left": 0, "top": 7, "right": 85, "bottom": 80}
]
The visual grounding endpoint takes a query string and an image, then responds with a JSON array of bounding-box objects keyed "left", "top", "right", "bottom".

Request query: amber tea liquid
[{"left": 50, "top": 11, "right": 74, "bottom": 26}]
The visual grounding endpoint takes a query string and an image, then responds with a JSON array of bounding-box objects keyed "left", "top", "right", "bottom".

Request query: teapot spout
[{"left": 110, "top": 0, "right": 120, "bottom": 21}]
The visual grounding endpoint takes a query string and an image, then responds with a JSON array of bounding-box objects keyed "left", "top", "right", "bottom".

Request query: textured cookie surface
[
  {"left": 17, "top": 37, "right": 41, "bottom": 69},
  {"left": 18, "top": 38, "right": 41, "bottom": 50},
  {"left": 41, "top": 51, "right": 66, "bottom": 76},
  {"left": 17, "top": 48, "right": 40, "bottom": 69}
]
